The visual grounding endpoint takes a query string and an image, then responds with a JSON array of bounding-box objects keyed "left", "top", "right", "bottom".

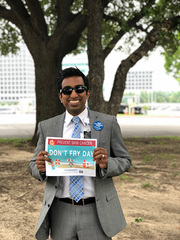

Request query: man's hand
[
  {"left": 93, "top": 147, "right": 108, "bottom": 169},
  {"left": 36, "top": 151, "right": 52, "bottom": 172}
]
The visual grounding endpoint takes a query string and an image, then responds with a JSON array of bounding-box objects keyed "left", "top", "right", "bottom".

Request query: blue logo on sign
[{"left": 93, "top": 121, "right": 103, "bottom": 131}]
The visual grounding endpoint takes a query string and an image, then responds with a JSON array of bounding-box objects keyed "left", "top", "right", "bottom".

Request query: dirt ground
[{"left": 0, "top": 137, "right": 180, "bottom": 240}]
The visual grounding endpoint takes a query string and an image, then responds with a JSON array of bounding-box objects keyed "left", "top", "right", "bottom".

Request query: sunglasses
[{"left": 60, "top": 85, "right": 87, "bottom": 95}]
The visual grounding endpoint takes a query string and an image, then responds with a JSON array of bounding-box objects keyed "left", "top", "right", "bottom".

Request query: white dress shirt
[{"left": 55, "top": 108, "right": 95, "bottom": 199}]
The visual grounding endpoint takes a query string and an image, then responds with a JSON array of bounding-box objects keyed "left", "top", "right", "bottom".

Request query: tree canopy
[
  {"left": 1, "top": 1, "right": 180, "bottom": 58},
  {"left": 0, "top": 0, "right": 180, "bottom": 142},
  {"left": 164, "top": 31, "right": 180, "bottom": 82}
]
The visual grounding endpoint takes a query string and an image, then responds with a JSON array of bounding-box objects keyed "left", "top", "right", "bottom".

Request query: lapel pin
[{"left": 93, "top": 121, "right": 104, "bottom": 131}]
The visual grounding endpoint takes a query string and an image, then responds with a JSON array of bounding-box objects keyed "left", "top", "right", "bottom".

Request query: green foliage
[
  {"left": 164, "top": 43, "right": 180, "bottom": 83},
  {"left": 142, "top": 182, "right": 153, "bottom": 188},
  {"left": 135, "top": 217, "right": 144, "bottom": 223},
  {"left": 162, "top": 21, "right": 180, "bottom": 82},
  {"left": 70, "top": 0, "right": 84, "bottom": 13},
  {"left": 0, "top": 0, "right": 180, "bottom": 81},
  {"left": 143, "top": 155, "right": 154, "bottom": 163},
  {"left": 0, "top": 21, "right": 20, "bottom": 55},
  {"left": 71, "top": 29, "right": 88, "bottom": 55},
  {"left": 0, "top": 101, "right": 18, "bottom": 106},
  {"left": 173, "top": 172, "right": 179, "bottom": 176},
  {"left": 169, "top": 91, "right": 180, "bottom": 102},
  {"left": 142, "top": 105, "right": 149, "bottom": 111},
  {"left": 120, "top": 173, "right": 132, "bottom": 181},
  {"left": 0, "top": 0, "right": 179, "bottom": 56},
  {"left": 39, "top": 0, "right": 58, "bottom": 35},
  {"left": 0, "top": 138, "right": 30, "bottom": 146},
  {"left": 124, "top": 91, "right": 180, "bottom": 103},
  {"left": 102, "top": 19, "right": 120, "bottom": 49},
  {"left": 122, "top": 92, "right": 135, "bottom": 103}
]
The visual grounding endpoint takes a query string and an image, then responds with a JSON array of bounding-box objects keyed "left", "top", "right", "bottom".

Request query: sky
[{"left": 103, "top": 46, "right": 180, "bottom": 100}]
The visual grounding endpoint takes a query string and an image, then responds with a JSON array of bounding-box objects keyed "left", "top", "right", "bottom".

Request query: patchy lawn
[{"left": 0, "top": 137, "right": 180, "bottom": 240}]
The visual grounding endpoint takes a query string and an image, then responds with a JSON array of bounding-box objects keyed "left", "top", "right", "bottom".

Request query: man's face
[{"left": 59, "top": 76, "right": 90, "bottom": 116}]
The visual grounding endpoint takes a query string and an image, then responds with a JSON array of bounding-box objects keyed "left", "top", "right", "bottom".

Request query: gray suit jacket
[{"left": 29, "top": 110, "right": 131, "bottom": 238}]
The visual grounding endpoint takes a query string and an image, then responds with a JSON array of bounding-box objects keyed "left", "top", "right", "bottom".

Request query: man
[{"left": 29, "top": 67, "right": 131, "bottom": 240}]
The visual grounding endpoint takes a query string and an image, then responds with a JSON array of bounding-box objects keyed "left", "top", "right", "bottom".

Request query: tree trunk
[
  {"left": 87, "top": 0, "right": 108, "bottom": 113},
  {"left": 31, "top": 53, "right": 65, "bottom": 144}
]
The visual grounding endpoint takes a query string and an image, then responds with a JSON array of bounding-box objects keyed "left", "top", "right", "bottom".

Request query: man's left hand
[{"left": 93, "top": 147, "right": 108, "bottom": 169}]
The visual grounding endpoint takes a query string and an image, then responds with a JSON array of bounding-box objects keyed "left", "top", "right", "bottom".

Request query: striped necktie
[{"left": 70, "top": 116, "right": 84, "bottom": 202}]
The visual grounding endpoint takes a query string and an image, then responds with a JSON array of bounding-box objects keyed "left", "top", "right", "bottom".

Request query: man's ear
[
  {"left": 86, "top": 90, "right": 90, "bottom": 100},
  {"left": 58, "top": 93, "right": 62, "bottom": 102}
]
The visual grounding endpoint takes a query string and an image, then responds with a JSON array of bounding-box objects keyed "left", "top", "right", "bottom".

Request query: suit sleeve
[
  {"left": 101, "top": 116, "right": 131, "bottom": 178},
  {"left": 29, "top": 122, "right": 47, "bottom": 182}
]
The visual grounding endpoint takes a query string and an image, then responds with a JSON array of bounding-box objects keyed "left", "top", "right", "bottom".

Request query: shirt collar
[{"left": 64, "top": 108, "right": 89, "bottom": 127}]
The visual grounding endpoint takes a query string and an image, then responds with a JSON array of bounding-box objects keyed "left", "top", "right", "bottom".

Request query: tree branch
[
  {"left": 108, "top": 16, "right": 180, "bottom": 109},
  {"left": 127, "top": 16, "right": 180, "bottom": 69},
  {"left": 25, "top": 0, "right": 48, "bottom": 38},
  {"left": 0, "top": 5, "right": 17, "bottom": 24},
  {"left": 48, "top": 0, "right": 88, "bottom": 56},
  {"left": 57, "top": 0, "right": 74, "bottom": 27},
  {"left": 103, "top": 0, "right": 156, "bottom": 59},
  {"left": 5, "top": 0, "right": 29, "bottom": 23},
  {"left": 3, "top": 0, "right": 48, "bottom": 57}
]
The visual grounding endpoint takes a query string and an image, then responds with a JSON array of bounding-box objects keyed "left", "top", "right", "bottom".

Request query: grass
[
  {"left": 173, "top": 172, "right": 179, "bottom": 176},
  {"left": 159, "top": 153, "right": 168, "bottom": 159},
  {"left": 120, "top": 174, "right": 132, "bottom": 181},
  {"left": 0, "top": 138, "right": 31, "bottom": 147},
  {"left": 142, "top": 155, "right": 154, "bottom": 163},
  {"left": 135, "top": 217, "right": 144, "bottom": 223},
  {"left": 142, "top": 182, "right": 153, "bottom": 189},
  {"left": 154, "top": 136, "right": 180, "bottom": 141},
  {"left": 172, "top": 157, "right": 178, "bottom": 162}
]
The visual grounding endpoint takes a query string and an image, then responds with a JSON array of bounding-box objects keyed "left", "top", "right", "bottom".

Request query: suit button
[
  {"left": 55, "top": 185, "right": 57, "bottom": 189},
  {"left": 48, "top": 204, "right": 50, "bottom": 208}
]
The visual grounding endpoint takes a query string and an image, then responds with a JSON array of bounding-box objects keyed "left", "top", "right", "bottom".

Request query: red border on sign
[{"left": 48, "top": 138, "right": 96, "bottom": 147}]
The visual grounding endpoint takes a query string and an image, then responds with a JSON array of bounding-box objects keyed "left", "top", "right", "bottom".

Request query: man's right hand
[{"left": 36, "top": 151, "right": 52, "bottom": 172}]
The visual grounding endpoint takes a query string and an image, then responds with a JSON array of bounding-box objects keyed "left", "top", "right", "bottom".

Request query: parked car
[
  {"left": 118, "top": 104, "right": 146, "bottom": 114},
  {"left": 0, "top": 107, "right": 16, "bottom": 114},
  {"left": 118, "top": 104, "right": 128, "bottom": 114},
  {"left": 131, "top": 106, "right": 147, "bottom": 114}
]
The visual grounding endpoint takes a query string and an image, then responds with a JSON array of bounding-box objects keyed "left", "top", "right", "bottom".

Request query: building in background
[
  {"left": 0, "top": 44, "right": 35, "bottom": 104},
  {"left": 123, "top": 70, "right": 154, "bottom": 104},
  {"left": 126, "top": 70, "right": 153, "bottom": 91},
  {"left": 0, "top": 44, "right": 88, "bottom": 106}
]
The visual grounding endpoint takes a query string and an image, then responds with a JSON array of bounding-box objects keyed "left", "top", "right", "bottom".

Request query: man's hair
[{"left": 57, "top": 67, "right": 89, "bottom": 92}]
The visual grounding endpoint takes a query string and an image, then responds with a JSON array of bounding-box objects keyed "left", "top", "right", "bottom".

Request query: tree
[
  {"left": 170, "top": 91, "right": 180, "bottom": 103},
  {"left": 0, "top": 0, "right": 180, "bottom": 143},
  {"left": 164, "top": 31, "right": 180, "bottom": 82},
  {"left": 0, "top": 0, "right": 90, "bottom": 142},
  {"left": 140, "top": 91, "right": 149, "bottom": 103}
]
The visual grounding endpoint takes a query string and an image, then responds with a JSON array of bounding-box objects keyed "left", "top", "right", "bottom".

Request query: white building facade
[
  {"left": 0, "top": 46, "right": 89, "bottom": 105},
  {"left": 125, "top": 70, "right": 153, "bottom": 91},
  {"left": 0, "top": 44, "right": 35, "bottom": 103}
]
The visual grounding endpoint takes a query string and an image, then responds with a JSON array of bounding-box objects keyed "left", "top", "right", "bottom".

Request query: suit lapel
[
  {"left": 51, "top": 111, "right": 101, "bottom": 143},
  {"left": 89, "top": 110, "right": 100, "bottom": 146},
  {"left": 51, "top": 113, "right": 65, "bottom": 138}
]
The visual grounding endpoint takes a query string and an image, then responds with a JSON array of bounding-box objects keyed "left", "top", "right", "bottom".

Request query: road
[
  {"left": 0, "top": 113, "right": 180, "bottom": 138},
  {"left": 117, "top": 115, "right": 180, "bottom": 137},
  {"left": 0, "top": 114, "right": 36, "bottom": 138}
]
